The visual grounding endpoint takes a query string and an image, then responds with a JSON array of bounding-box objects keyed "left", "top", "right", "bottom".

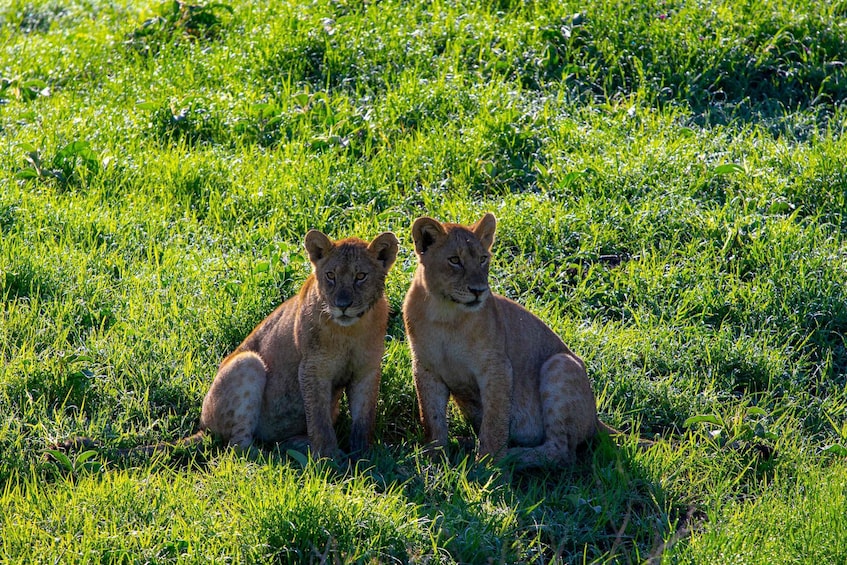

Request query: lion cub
[
  {"left": 403, "top": 213, "right": 600, "bottom": 468},
  {"left": 201, "top": 230, "right": 399, "bottom": 458}
]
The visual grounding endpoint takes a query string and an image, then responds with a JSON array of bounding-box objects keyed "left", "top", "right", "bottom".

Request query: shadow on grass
[
  {"left": 526, "top": 5, "right": 847, "bottom": 137},
  {"left": 368, "top": 434, "right": 686, "bottom": 564},
  {"left": 509, "top": 436, "right": 687, "bottom": 564},
  {"left": 35, "top": 427, "right": 697, "bottom": 563}
]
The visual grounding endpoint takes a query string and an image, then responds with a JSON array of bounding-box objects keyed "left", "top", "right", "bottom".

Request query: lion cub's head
[
  {"left": 305, "top": 230, "right": 399, "bottom": 326},
  {"left": 411, "top": 213, "right": 496, "bottom": 312}
]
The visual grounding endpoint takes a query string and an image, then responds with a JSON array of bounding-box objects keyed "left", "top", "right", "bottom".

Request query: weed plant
[{"left": 1, "top": 0, "right": 846, "bottom": 562}]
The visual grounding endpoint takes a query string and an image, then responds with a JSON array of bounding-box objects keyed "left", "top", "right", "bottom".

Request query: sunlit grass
[{"left": 1, "top": 0, "right": 846, "bottom": 562}]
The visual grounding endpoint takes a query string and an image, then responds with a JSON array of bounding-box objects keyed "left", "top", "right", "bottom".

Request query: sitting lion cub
[
  {"left": 201, "top": 229, "right": 399, "bottom": 458},
  {"left": 403, "top": 213, "right": 603, "bottom": 468}
]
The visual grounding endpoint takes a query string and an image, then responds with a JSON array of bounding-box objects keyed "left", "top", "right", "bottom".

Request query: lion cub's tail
[
  {"left": 596, "top": 418, "right": 656, "bottom": 449},
  {"left": 47, "top": 431, "right": 207, "bottom": 460}
]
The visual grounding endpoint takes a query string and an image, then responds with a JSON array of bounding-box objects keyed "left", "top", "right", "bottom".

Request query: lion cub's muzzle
[
  {"left": 328, "top": 288, "right": 367, "bottom": 326},
  {"left": 453, "top": 285, "right": 490, "bottom": 311}
]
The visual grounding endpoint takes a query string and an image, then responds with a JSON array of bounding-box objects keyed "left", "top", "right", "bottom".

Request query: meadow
[{"left": 1, "top": 0, "right": 846, "bottom": 562}]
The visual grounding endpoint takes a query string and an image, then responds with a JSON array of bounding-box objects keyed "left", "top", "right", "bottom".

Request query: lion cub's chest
[
  {"left": 421, "top": 322, "right": 493, "bottom": 395},
  {"left": 310, "top": 323, "right": 377, "bottom": 377}
]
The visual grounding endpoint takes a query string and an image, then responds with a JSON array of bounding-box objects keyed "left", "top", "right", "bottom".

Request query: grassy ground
[{"left": 1, "top": 0, "right": 846, "bottom": 562}]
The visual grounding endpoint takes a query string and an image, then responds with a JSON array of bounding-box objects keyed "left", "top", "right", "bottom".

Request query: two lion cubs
[{"left": 201, "top": 214, "right": 602, "bottom": 468}]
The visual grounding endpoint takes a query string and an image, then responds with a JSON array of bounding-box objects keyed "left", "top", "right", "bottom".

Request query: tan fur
[
  {"left": 402, "top": 213, "right": 599, "bottom": 468},
  {"left": 200, "top": 230, "right": 399, "bottom": 458}
]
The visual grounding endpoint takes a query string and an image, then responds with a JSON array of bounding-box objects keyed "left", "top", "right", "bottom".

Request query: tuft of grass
[
  {"left": 251, "top": 461, "right": 427, "bottom": 563},
  {"left": 666, "top": 461, "right": 847, "bottom": 563}
]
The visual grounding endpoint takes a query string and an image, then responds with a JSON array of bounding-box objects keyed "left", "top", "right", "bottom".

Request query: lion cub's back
[
  {"left": 494, "top": 293, "right": 571, "bottom": 372},
  {"left": 235, "top": 290, "right": 305, "bottom": 376}
]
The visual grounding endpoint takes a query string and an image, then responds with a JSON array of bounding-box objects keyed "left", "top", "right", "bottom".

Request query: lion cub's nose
[
  {"left": 335, "top": 290, "right": 354, "bottom": 310},
  {"left": 468, "top": 286, "right": 487, "bottom": 298}
]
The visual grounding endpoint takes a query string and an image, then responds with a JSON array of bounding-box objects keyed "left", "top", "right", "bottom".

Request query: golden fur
[
  {"left": 201, "top": 230, "right": 399, "bottom": 457},
  {"left": 402, "top": 213, "right": 600, "bottom": 468}
]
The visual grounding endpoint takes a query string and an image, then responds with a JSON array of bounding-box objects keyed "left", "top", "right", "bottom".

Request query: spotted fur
[
  {"left": 402, "top": 213, "right": 602, "bottom": 468},
  {"left": 200, "top": 230, "right": 399, "bottom": 457}
]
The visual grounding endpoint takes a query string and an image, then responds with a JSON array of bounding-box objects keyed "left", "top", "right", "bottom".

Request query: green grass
[{"left": 1, "top": 0, "right": 846, "bottom": 562}]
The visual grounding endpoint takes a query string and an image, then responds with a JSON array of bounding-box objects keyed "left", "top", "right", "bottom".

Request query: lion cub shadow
[
  {"left": 499, "top": 433, "right": 682, "bottom": 562},
  {"left": 45, "top": 433, "right": 370, "bottom": 475}
]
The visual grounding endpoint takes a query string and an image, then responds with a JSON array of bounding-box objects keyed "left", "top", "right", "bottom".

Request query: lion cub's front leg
[
  {"left": 299, "top": 361, "right": 380, "bottom": 458},
  {"left": 475, "top": 360, "right": 513, "bottom": 461},
  {"left": 298, "top": 360, "right": 341, "bottom": 458},
  {"left": 346, "top": 365, "right": 381, "bottom": 455},
  {"left": 413, "top": 362, "right": 451, "bottom": 453}
]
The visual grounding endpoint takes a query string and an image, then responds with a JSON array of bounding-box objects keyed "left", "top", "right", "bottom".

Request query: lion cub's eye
[
  {"left": 448, "top": 256, "right": 461, "bottom": 265},
  {"left": 325, "top": 272, "right": 336, "bottom": 282},
  {"left": 355, "top": 272, "right": 368, "bottom": 282},
  {"left": 480, "top": 255, "right": 489, "bottom": 265}
]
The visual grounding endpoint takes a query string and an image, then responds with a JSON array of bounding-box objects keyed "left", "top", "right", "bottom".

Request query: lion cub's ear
[
  {"left": 369, "top": 232, "right": 400, "bottom": 271},
  {"left": 472, "top": 213, "right": 497, "bottom": 251},
  {"left": 411, "top": 217, "right": 446, "bottom": 255},
  {"left": 304, "top": 230, "right": 335, "bottom": 264}
]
